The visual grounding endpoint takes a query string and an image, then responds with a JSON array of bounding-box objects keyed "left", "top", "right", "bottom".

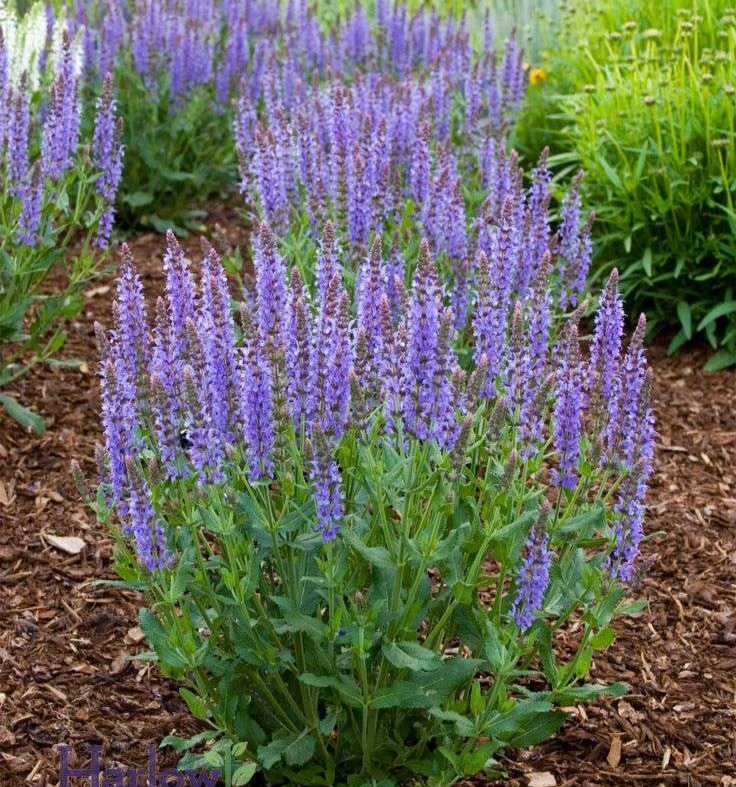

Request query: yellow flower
[{"left": 529, "top": 67, "right": 547, "bottom": 85}]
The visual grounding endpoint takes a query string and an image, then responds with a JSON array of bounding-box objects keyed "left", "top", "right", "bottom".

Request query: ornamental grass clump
[
  {"left": 0, "top": 24, "right": 123, "bottom": 430},
  {"left": 91, "top": 225, "right": 653, "bottom": 786}
]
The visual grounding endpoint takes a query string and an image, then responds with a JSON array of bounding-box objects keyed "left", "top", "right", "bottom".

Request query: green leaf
[
  {"left": 697, "top": 301, "right": 736, "bottom": 331},
  {"left": 704, "top": 349, "right": 736, "bottom": 371},
  {"left": 382, "top": 641, "right": 442, "bottom": 672},
  {"left": 483, "top": 623, "right": 508, "bottom": 672},
  {"left": 552, "top": 682, "right": 628, "bottom": 704},
  {"left": 137, "top": 608, "right": 189, "bottom": 669},
  {"left": 258, "top": 730, "right": 315, "bottom": 770},
  {"left": 641, "top": 247, "right": 653, "bottom": 278},
  {"left": 429, "top": 708, "right": 475, "bottom": 736},
  {"left": 372, "top": 658, "right": 482, "bottom": 709},
  {"left": 554, "top": 507, "right": 604, "bottom": 542},
  {"left": 667, "top": 329, "right": 688, "bottom": 356},
  {"left": 676, "top": 302, "right": 692, "bottom": 339},
  {"left": 270, "top": 596, "right": 327, "bottom": 642},
  {"left": 160, "top": 730, "right": 219, "bottom": 751},
  {"left": 343, "top": 528, "right": 395, "bottom": 570},
  {"left": 491, "top": 703, "right": 567, "bottom": 747},
  {"left": 596, "top": 155, "right": 622, "bottom": 189},
  {"left": 591, "top": 626, "right": 616, "bottom": 650},
  {"left": 180, "top": 687, "right": 209, "bottom": 721},
  {"left": 0, "top": 394, "right": 45, "bottom": 434},
  {"left": 298, "top": 673, "right": 361, "bottom": 705},
  {"left": 124, "top": 191, "right": 154, "bottom": 207},
  {"left": 202, "top": 750, "right": 223, "bottom": 769},
  {"left": 232, "top": 763, "right": 257, "bottom": 786}
]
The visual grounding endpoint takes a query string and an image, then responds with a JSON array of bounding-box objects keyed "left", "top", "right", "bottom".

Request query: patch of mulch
[{"left": 1, "top": 217, "right": 735, "bottom": 785}]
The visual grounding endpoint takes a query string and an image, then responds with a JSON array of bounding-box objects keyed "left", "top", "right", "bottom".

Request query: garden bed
[{"left": 1, "top": 222, "right": 734, "bottom": 787}]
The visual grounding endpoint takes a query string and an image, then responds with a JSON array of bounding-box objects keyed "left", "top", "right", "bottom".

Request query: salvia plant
[
  {"left": 0, "top": 23, "right": 123, "bottom": 430},
  {"left": 90, "top": 217, "right": 654, "bottom": 785}
]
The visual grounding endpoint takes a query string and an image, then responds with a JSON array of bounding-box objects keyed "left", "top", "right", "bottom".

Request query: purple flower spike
[
  {"left": 472, "top": 250, "right": 509, "bottom": 396},
  {"left": 8, "top": 78, "right": 30, "bottom": 197},
  {"left": 308, "top": 429, "right": 344, "bottom": 542},
  {"left": 113, "top": 245, "right": 151, "bottom": 397},
  {"left": 92, "top": 74, "right": 124, "bottom": 248},
  {"left": 285, "top": 267, "right": 312, "bottom": 427},
  {"left": 610, "top": 368, "right": 655, "bottom": 581},
  {"left": 517, "top": 252, "right": 553, "bottom": 456},
  {"left": 41, "top": 31, "right": 81, "bottom": 181},
  {"left": 403, "top": 240, "right": 442, "bottom": 440},
  {"left": 355, "top": 235, "right": 386, "bottom": 399},
  {"left": 511, "top": 516, "right": 552, "bottom": 632},
  {"left": 124, "top": 458, "right": 170, "bottom": 572},
  {"left": 403, "top": 241, "right": 458, "bottom": 447},
  {"left": 551, "top": 319, "right": 586, "bottom": 491},
  {"left": 590, "top": 269, "right": 625, "bottom": 430},
  {"left": 16, "top": 167, "right": 44, "bottom": 247},
  {"left": 254, "top": 222, "right": 289, "bottom": 353},
  {"left": 239, "top": 302, "right": 276, "bottom": 481},
  {"left": 316, "top": 222, "right": 340, "bottom": 301},
  {"left": 308, "top": 273, "right": 353, "bottom": 441},
  {"left": 0, "top": 29, "right": 8, "bottom": 153},
  {"left": 615, "top": 314, "right": 648, "bottom": 467},
  {"left": 163, "top": 230, "right": 197, "bottom": 366}
]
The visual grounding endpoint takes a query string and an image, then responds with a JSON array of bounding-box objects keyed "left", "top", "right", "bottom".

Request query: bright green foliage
[{"left": 517, "top": 0, "right": 736, "bottom": 367}]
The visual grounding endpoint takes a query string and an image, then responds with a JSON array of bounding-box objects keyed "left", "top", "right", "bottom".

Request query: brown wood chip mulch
[{"left": 1, "top": 222, "right": 734, "bottom": 786}]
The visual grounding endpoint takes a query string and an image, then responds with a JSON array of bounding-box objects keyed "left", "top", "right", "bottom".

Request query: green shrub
[{"left": 516, "top": 0, "right": 736, "bottom": 368}]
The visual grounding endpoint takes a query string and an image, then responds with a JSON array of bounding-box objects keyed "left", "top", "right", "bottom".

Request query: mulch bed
[{"left": 1, "top": 214, "right": 734, "bottom": 786}]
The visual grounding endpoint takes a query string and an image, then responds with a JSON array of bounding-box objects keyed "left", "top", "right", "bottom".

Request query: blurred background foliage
[{"left": 515, "top": 0, "right": 736, "bottom": 368}]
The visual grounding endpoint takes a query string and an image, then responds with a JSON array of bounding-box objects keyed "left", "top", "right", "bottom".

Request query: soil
[{"left": 1, "top": 214, "right": 734, "bottom": 786}]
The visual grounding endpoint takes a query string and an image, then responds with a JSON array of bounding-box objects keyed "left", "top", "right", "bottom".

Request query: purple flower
[
  {"left": 124, "top": 458, "right": 170, "bottom": 571},
  {"left": 16, "top": 167, "right": 44, "bottom": 247},
  {"left": 610, "top": 368, "right": 655, "bottom": 581},
  {"left": 472, "top": 250, "right": 509, "bottom": 395},
  {"left": 0, "top": 29, "right": 8, "bottom": 153},
  {"left": 403, "top": 240, "right": 459, "bottom": 448},
  {"left": 92, "top": 74, "right": 124, "bottom": 248},
  {"left": 308, "top": 429, "right": 344, "bottom": 542},
  {"left": 590, "top": 269, "right": 625, "bottom": 432},
  {"left": 113, "top": 245, "right": 151, "bottom": 397},
  {"left": 615, "top": 314, "right": 648, "bottom": 467},
  {"left": 182, "top": 348, "right": 223, "bottom": 485},
  {"left": 8, "top": 79, "right": 30, "bottom": 197},
  {"left": 559, "top": 173, "right": 593, "bottom": 309},
  {"left": 196, "top": 248, "right": 234, "bottom": 448},
  {"left": 316, "top": 222, "right": 340, "bottom": 301},
  {"left": 97, "top": 328, "right": 134, "bottom": 511},
  {"left": 285, "top": 267, "right": 312, "bottom": 427},
  {"left": 254, "top": 222, "right": 289, "bottom": 353},
  {"left": 551, "top": 320, "right": 586, "bottom": 490},
  {"left": 41, "top": 31, "right": 81, "bottom": 181},
  {"left": 511, "top": 519, "right": 552, "bottom": 632},
  {"left": 239, "top": 302, "right": 276, "bottom": 481},
  {"left": 518, "top": 148, "right": 551, "bottom": 296},
  {"left": 355, "top": 235, "right": 386, "bottom": 398},
  {"left": 308, "top": 272, "right": 353, "bottom": 440},
  {"left": 409, "top": 119, "right": 431, "bottom": 206},
  {"left": 163, "top": 230, "right": 197, "bottom": 366},
  {"left": 517, "top": 253, "right": 552, "bottom": 455}
]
